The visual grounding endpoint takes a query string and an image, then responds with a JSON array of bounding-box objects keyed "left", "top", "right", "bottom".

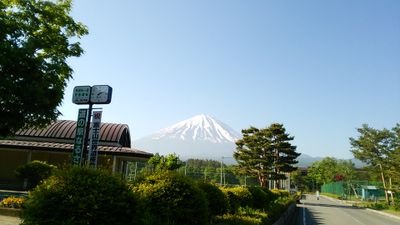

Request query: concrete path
[{"left": 0, "top": 215, "right": 21, "bottom": 225}]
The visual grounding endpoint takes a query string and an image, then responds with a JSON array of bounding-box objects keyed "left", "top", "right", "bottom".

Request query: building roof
[
  {"left": 15, "top": 120, "right": 131, "bottom": 147},
  {"left": 0, "top": 139, "right": 152, "bottom": 158},
  {"left": 0, "top": 120, "right": 152, "bottom": 159},
  {"left": 361, "top": 185, "right": 379, "bottom": 190}
]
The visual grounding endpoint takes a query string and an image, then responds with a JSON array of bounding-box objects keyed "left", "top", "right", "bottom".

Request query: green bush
[
  {"left": 197, "top": 182, "right": 228, "bottom": 217},
  {"left": 369, "top": 202, "right": 389, "bottom": 210},
  {"left": 221, "top": 187, "right": 253, "bottom": 213},
  {"left": 133, "top": 171, "right": 208, "bottom": 225},
  {"left": 15, "top": 161, "right": 56, "bottom": 189},
  {"left": 247, "top": 187, "right": 274, "bottom": 210},
  {"left": 21, "top": 167, "right": 142, "bottom": 225},
  {"left": 394, "top": 199, "right": 400, "bottom": 211}
]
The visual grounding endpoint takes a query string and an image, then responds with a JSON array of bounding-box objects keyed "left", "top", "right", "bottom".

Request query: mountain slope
[
  {"left": 148, "top": 114, "right": 240, "bottom": 143},
  {"left": 134, "top": 114, "right": 241, "bottom": 160}
]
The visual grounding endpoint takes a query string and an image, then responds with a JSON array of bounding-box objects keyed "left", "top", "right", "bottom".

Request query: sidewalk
[{"left": 0, "top": 214, "right": 21, "bottom": 225}]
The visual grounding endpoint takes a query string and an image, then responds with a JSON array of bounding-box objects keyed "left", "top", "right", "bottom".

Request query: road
[{"left": 294, "top": 194, "right": 400, "bottom": 225}]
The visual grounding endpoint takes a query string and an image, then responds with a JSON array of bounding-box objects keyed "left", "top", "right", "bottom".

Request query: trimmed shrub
[
  {"left": 15, "top": 161, "right": 56, "bottom": 189},
  {"left": 247, "top": 187, "right": 271, "bottom": 210},
  {"left": 221, "top": 186, "right": 253, "bottom": 213},
  {"left": 21, "top": 167, "right": 142, "bottom": 225},
  {"left": 133, "top": 171, "right": 208, "bottom": 225},
  {"left": 197, "top": 182, "right": 228, "bottom": 217},
  {"left": 214, "top": 214, "right": 263, "bottom": 225}
]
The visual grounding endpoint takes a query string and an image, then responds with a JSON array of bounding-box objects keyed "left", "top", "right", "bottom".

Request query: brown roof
[
  {"left": 0, "top": 139, "right": 152, "bottom": 158},
  {"left": 15, "top": 120, "right": 131, "bottom": 147}
]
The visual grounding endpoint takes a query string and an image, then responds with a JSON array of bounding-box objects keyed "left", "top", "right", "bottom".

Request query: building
[{"left": 0, "top": 120, "right": 153, "bottom": 189}]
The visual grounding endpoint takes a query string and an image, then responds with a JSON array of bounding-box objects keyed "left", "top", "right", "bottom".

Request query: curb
[
  {"left": 272, "top": 203, "right": 297, "bottom": 225},
  {"left": 365, "top": 208, "right": 400, "bottom": 220},
  {"left": 0, "top": 208, "right": 21, "bottom": 217}
]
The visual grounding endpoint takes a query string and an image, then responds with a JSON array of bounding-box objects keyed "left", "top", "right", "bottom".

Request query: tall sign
[
  {"left": 88, "top": 111, "right": 102, "bottom": 167},
  {"left": 72, "top": 109, "right": 88, "bottom": 165},
  {"left": 72, "top": 85, "right": 112, "bottom": 167}
]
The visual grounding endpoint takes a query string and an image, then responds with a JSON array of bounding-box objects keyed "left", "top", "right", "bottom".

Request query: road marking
[
  {"left": 303, "top": 204, "right": 306, "bottom": 225},
  {"left": 344, "top": 211, "right": 365, "bottom": 225}
]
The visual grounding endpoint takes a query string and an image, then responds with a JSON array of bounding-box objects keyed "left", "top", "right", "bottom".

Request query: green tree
[
  {"left": 350, "top": 123, "right": 400, "bottom": 203},
  {"left": 0, "top": 0, "right": 88, "bottom": 137},
  {"left": 307, "top": 157, "right": 355, "bottom": 184},
  {"left": 308, "top": 157, "right": 338, "bottom": 187},
  {"left": 234, "top": 124, "right": 300, "bottom": 188},
  {"left": 147, "top": 153, "right": 183, "bottom": 171}
]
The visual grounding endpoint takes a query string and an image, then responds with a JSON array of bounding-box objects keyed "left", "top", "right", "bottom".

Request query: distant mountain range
[{"left": 133, "top": 114, "right": 365, "bottom": 167}]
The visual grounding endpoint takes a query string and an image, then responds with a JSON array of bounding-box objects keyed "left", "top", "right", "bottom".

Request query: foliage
[
  {"left": 247, "top": 187, "right": 276, "bottom": 210},
  {"left": 15, "top": 160, "right": 56, "bottom": 189},
  {"left": 21, "top": 167, "right": 142, "bottom": 225},
  {"left": 0, "top": 196, "right": 24, "bottom": 208},
  {"left": 307, "top": 157, "right": 356, "bottom": 187},
  {"left": 221, "top": 186, "right": 253, "bottom": 213},
  {"left": 133, "top": 171, "right": 208, "bottom": 225},
  {"left": 394, "top": 198, "right": 400, "bottom": 211},
  {"left": 350, "top": 123, "right": 400, "bottom": 203},
  {"left": 175, "top": 158, "right": 249, "bottom": 185},
  {"left": 0, "top": 0, "right": 88, "bottom": 136},
  {"left": 147, "top": 153, "right": 184, "bottom": 171},
  {"left": 214, "top": 214, "right": 264, "bottom": 225},
  {"left": 197, "top": 181, "right": 228, "bottom": 217},
  {"left": 234, "top": 124, "right": 300, "bottom": 187}
]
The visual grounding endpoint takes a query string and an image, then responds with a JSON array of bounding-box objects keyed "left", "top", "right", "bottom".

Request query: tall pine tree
[{"left": 234, "top": 123, "right": 300, "bottom": 188}]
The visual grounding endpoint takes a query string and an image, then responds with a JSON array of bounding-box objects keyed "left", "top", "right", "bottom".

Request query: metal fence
[{"left": 321, "top": 180, "right": 386, "bottom": 200}]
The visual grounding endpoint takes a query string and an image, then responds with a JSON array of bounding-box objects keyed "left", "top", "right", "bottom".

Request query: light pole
[{"left": 220, "top": 156, "right": 233, "bottom": 186}]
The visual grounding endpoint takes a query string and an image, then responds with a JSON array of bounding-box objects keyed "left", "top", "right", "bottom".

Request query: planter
[{"left": 0, "top": 207, "right": 22, "bottom": 217}]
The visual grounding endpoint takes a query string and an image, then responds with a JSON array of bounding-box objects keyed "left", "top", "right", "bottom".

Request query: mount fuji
[{"left": 133, "top": 114, "right": 241, "bottom": 161}]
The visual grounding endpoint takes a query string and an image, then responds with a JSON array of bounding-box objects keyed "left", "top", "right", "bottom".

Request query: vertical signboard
[
  {"left": 88, "top": 111, "right": 102, "bottom": 167},
  {"left": 72, "top": 109, "right": 88, "bottom": 165}
]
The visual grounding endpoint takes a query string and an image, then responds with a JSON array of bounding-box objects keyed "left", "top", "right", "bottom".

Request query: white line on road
[{"left": 303, "top": 204, "right": 306, "bottom": 225}]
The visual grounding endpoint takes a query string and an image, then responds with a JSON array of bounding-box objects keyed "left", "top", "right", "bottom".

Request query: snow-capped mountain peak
[{"left": 150, "top": 114, "right": 240, "bottom": 143}]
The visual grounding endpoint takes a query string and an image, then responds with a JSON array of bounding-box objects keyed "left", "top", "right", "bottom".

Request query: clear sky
[{"left": 60, "top": 0, "right": 400, "bottom": 159}]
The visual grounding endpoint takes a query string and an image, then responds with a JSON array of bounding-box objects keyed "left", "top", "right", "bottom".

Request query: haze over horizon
[{"left": 59, "top": 1, "right": 399, "bottom": 159}]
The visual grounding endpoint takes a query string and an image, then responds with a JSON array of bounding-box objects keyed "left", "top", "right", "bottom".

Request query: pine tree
[{"left": 234, "top": 124, "right": 300, "bottom": 188}]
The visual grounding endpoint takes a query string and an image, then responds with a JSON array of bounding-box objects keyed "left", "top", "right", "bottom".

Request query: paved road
[{"left": 294, "top": 195, "right": 400, "bottom": 225}]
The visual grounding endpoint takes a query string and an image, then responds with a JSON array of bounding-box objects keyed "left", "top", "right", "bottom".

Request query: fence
[{"left": 321, "top": 180, "right": 386, "bottom": 200}]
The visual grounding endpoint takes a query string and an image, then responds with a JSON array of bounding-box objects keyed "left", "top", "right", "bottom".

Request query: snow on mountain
[
  {"left": 133, "top": 114, "right": 241, "bottom": 161},
  {"left": 148, "top": 114, "right": 240, "bottom": 143}
]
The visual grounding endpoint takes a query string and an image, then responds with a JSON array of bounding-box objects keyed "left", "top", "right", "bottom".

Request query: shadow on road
[
  {"left": 306, "top": 207, "right": 325, "bottom": 225},
  {"left": 293, "top": 205, "right": 325, "bottom": 225},
  {"left": 301, "top": 201, "right": 360, "bottom": 210}
]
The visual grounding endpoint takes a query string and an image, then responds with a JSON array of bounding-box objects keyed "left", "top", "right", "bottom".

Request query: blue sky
[{"left": 60, "top": 0, "right": 400, "bottom": 159}]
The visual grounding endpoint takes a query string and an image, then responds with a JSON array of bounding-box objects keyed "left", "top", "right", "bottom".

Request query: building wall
[
  {"left": 0, "top": 149, "right": 28, "bottom": 188},
  {"left": 0, "top": 147, "right": 148, "bottom": 190}
]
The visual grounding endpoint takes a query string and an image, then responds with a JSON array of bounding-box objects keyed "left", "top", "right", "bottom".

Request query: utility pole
[{"left": 377, "top": 164, "right": 389, "bottom": 204}]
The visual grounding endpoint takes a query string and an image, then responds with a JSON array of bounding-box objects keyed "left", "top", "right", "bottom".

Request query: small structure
[
  {"left": 361, "top": 185, "right": 379, "bottom": 201},
  {"left": 0, "top": 120, "right": 152, "bottom": 189}
]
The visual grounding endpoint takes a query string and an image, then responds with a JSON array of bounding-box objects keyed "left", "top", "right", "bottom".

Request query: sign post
[
  {"left": 72, "top": 109, "right": 88, "bottom": 166},
  {"left": 72, "top": 85, "right": 112, "bottom": 167},
  {"left": 88, "top": 111, "right": 102, "bottom": 167}
]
